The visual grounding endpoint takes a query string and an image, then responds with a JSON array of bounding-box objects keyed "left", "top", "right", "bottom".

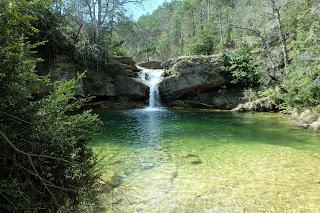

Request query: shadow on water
[{"left": 95, "top": 109, "right": 319, "bottom": 152}]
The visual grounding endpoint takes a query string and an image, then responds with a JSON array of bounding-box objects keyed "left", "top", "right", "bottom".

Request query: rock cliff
[
  {"left": 51, "top": 55, "right": 149, "bottom": 107},
  {"left": 158, "top": 55, "right": 241, "bottom": 109}
]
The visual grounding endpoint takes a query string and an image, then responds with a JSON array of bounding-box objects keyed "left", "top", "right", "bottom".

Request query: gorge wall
[
  {"left": 159, "top": 55, "right": 244, "bottom": 109},
  {"left": 48, "top": 53, "right": 245, "bottom": 109},
  {"left": 50, "top": 55, "right": 149, "bottom": 108}
]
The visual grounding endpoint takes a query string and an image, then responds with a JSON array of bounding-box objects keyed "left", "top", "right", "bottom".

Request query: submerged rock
[
  {"left": 107, "top": 173, "right": 124, "bottom": 190},
  {"left": 190, "top": 159, "right": 203, "bottom": 165},
  {"left": 170, "top": 170, "right": 178, "bottom": 183},
  {"left": 184, "top": 154, "right": 199, "bottom": 158},
  {"left": 142, "top": 164, "right": 155, "bottom": 170},
  {"left": 183, "top": 153, "right": 203, "bottom": 165}
]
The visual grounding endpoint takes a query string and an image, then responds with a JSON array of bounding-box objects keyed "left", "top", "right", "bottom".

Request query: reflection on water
[
  {"left": 127, "top": 109, "right": 166, "bottom": 144},
  {"left": 93, "top": 109, "right": 320, "bottom": 212}
]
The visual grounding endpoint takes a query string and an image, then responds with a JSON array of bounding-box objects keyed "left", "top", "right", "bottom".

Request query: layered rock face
[
  {"left": 82, "top": 57, "right": 148, "bottom": 100},
  {"left": 137, "top": 61, "right": 163, "bottom": 69},
  {"left": 51, "top": 55, "right": 148, "bottom": 106},
  {"left": 159, "top": 56, "right": 231, "bottom": 107}
]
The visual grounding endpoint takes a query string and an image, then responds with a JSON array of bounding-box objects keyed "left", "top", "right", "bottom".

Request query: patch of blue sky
[{"left": 126, "top": 0, "right": 170, "bottom": 21}]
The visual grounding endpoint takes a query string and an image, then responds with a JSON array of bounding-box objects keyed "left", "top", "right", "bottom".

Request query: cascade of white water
[{"left": 138, "top": 67, "right": 164, "bottom": 108}]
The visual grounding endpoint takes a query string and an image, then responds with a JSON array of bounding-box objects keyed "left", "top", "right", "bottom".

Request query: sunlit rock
[
  {"left": 233, "top": 97, "right": 278, "bottom": 112},
  {"left": 159, "top": 55, "right": 226, "bottom": 102}
]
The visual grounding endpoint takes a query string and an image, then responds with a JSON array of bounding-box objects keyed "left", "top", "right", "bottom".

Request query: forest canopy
[{"left": 115, "top": 0, "right": 319, "bottom": 108}]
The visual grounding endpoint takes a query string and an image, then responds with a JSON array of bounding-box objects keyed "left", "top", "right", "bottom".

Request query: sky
[{"left": 126, "top": 0, "right": 170, "bottom": 21}]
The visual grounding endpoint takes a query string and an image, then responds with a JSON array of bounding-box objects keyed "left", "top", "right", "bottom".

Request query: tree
[
  {"left": 83, "top": 0, "right": 143, "bottom": 43},
  {"left": 0, "top": 1, "right": 104, "bottom": 211},
  {"left": 265, "top": 0, "right": 290, "bottom": 72}
]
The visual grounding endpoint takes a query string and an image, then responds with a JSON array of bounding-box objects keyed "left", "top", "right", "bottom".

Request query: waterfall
[{"left": 138, "top": 67, "right": 164, "bottom": 109}]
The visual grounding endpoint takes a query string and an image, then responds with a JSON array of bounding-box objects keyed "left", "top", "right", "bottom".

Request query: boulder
[
  {"left": 82, "top": 71, "right": 116, "bottom": 97},
  {"left": 291, "top": 108, "right": 300, "bottom": 120},
  {"left": 165, "top": 87, "right": 243, "bottom": 109},
  {"left": 112, "top": 56, "right": 140, "bottom": 72},
  {"left": 137, "top": 60, "right": 163, "bottom": 69},
  {"left": 297, "top": 109, "right": 318, "bottom": 124},
  {"left": 48, "top": 55, "right": 85, "bottom": 95},
  {"left": 114, "top": 75, "right": 148, "bottom": 100},
  {"left": 290, "top": 108, "right": 320, "bottom": 133},
  {"left": 109, "top": 63, "right": 138, "bottom": 77},
  {"left": 233, "top": 97, "right": 278, "bottom": 112},
  {"left": 310, "top": 119, "right": 320, "bottom": 133},
  {"left": 77, "top": 57, "right": 149, "bottom": 103},
  {"left": 159, "top": 55, "right": 226, "bottom": 102}
]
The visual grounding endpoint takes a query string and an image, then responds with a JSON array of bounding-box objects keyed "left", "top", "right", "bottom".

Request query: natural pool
[{"left": 93, "top": 108, "right": 320, "bottom": 212}]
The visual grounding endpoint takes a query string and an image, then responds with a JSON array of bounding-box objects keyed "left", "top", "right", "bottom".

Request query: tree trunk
[
  {"left": 199, "top": 0, "right": 204, "bottom": 31},
  {"left": 276, "top": 9, "right": 289, "bottom": 71},
  {"left": 270, "top": 0, "right": 289, "bottom": 74},
  {"left": 218, "top": 14, "right": 223, "bottom": 43}
]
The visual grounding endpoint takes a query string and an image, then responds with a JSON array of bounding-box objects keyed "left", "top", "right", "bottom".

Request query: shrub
[
  {"left": 186, "top": 28, "right": 219, "bottom": 55},
  {"left": 0, "top": 1, "right": 104, "bottom": 211},
  {"left": 222, "top": 45, "right": 261, "bottom": 87},
  {"left": 242, "top": 88, "right": 258, "bottom": 102}
]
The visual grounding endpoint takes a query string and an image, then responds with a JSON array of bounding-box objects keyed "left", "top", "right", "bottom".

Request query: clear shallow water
[{"left": 93, "top": 109, "right": 320, "bottom": 212}]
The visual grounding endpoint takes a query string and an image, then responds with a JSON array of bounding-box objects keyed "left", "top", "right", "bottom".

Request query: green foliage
[
  {"left": 185, "top": 29, "right": 219, "bottom": 55},
  {"left": 242, "top": 88, "right": 258, "bottom": 102},
  {"left": 281, "top": 0, "right": 320, "bottom": 107},
  {"left": 222, "top": 45, "right": 261, "bottom": 87},
  {"left": 156, "top": 36, "right": 171, "bottom": 58},
  {"left": 116, "top": 0, "right": 319, "bottom": 111},
  {"left": 111, "top": 44, "right": 128, "bottom": 56},
  {"left": 283, "top": 68, "right": 320, "bottom": 107},
  {"left": 0, "top": 1, "right": 104, "bottom": 212},
  {"left": 74, "top": 42, "right": 109, "bottom": 71},
  {"left": 258, "top": 87, "right": 283, "bottom": 103}
]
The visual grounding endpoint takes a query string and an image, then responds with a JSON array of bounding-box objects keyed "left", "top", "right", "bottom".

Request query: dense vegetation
[
  {"left": 0, "top": 0, "right": 138, "bottom": 211},
  {"left": 115, "top": 0, "right": 319, "bottom": 110}
]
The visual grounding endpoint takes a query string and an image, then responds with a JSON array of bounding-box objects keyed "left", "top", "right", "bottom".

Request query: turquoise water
[{"left": 93, "top": 109, "right": 320, "bottom": 212}]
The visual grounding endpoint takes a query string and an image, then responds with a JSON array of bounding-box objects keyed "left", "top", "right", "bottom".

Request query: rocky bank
[
  {"left": 50, "top": 55, "right": 149, "bottom": 108},
  {"left": 291, "top": 108, "right": 320, "bottom": 133},
  {"left": 48, "top": 53, "right": 320, "bottom": 133},
  {"left": 159, "top": 55, "right": 244, "bottom": 109}
]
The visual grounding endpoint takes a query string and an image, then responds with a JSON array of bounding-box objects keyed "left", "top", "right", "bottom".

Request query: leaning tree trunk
[{"left": 276, "top": 9, "right": 289, "bottom": 72}]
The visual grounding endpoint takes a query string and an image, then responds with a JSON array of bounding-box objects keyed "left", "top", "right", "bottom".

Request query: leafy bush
[
  {"left": 222, "top": 45, "right": 261, "bottom": 87},
  {"left": 110, "top": 41, "right": 128, "bottom": 56},
  {"left": 0, "top": 1, "right": 104, "bottom": 212},
  {"left": 281, "top": 2, "right": 320, "bottom": 108},
  {"left": 74, "top": 42, "right": 109, "bottom": 71},
  {"left": 242, "top": 88, "right": 258, "bottom": 102},
  {"left": 186, "top": 28, "right": 219, "bottom": 55}
]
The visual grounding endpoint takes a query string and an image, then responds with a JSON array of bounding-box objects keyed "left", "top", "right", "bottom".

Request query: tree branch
[{"left": 0, "top": 130, "right": 75, "bottom": 166}]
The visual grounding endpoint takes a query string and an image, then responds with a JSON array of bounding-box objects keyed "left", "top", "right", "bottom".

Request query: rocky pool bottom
[{"left": 92, "top": 109, "right": 320, "bottom": 212}]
